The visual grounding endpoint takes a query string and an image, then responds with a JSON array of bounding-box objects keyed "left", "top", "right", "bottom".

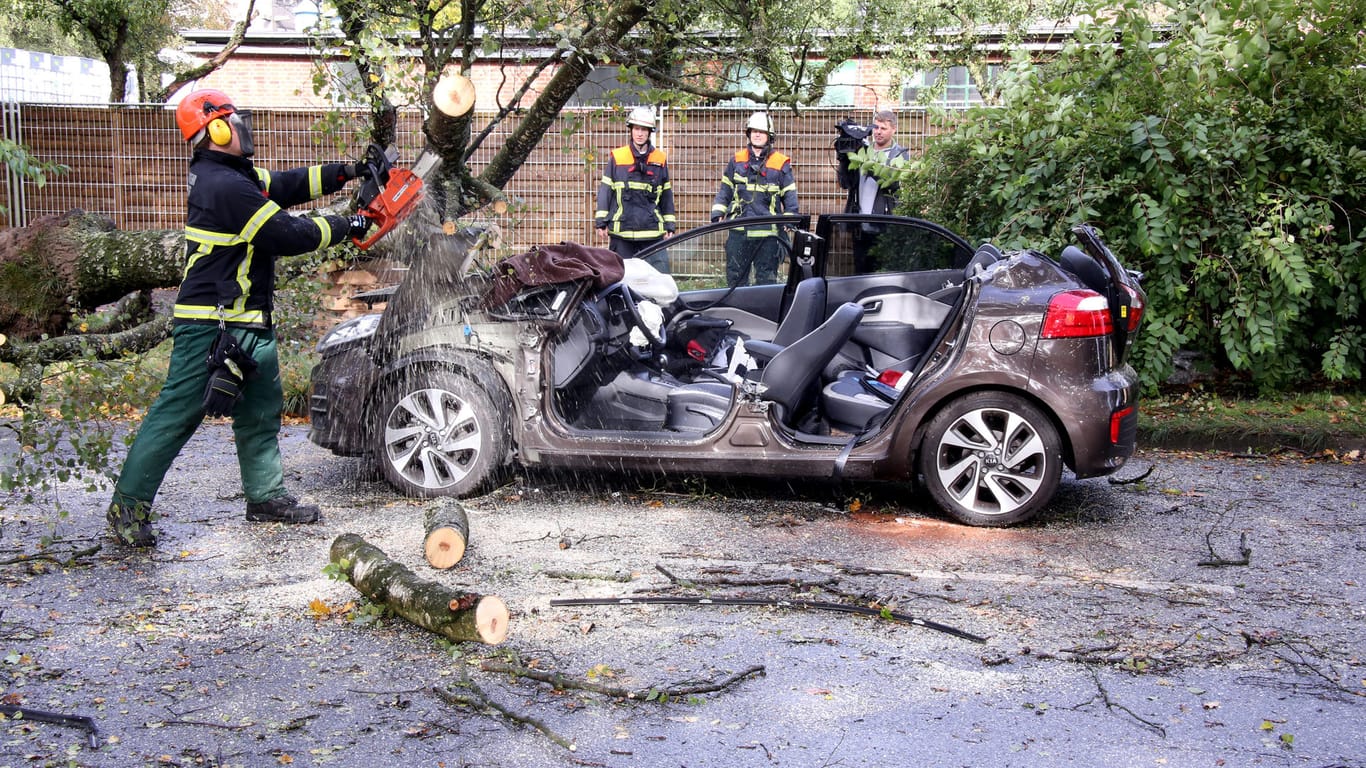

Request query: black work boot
[
  {"left": 245, "top": 495, "right": 321, "bottom": 524},
  {"left": 107, "top": 502, "right": 156, "bottom": 547}
]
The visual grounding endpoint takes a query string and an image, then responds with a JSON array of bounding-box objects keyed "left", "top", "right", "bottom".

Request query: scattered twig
[
  {"left": 431, "top": 669, "right": 575, "bottom": 751},
  {"left": 482, "top": 659, "right": 765, "bottom": 700},
  {"left": 1197, "top": 531, "right": 1250, "bottom": 567},
  {"left": 550, "top": 595, "right": 987, "bottom": 644},
  {"left": 1240, "top": 632, "right": 1358, "bottom": 699},
  {"left": 0, "top": 705, "right": 100, "bottom": 748},
  {"left": 831, "top": 565, "right": 966, "bottom": 603},
  {"left": 1075, "top": 669, "right": 1166, "bottom": 736},
  {"left": 0, "top": 542, "right": 103, "bottom": 568},
  {"left": 542, "top": 569, "right": 634, "bottom": 583},
  {"left": 1108, "top": 463, "right": 1155, "bottom": 485},
  {"left": 655, "top": 563, "right": 837, "bottom": 590},
  {"left": 1059, "top": 642, "right": 1120, "bottom": 657},
  {"left": 160, "top": 717, "right": 253, "bottom": 731}
]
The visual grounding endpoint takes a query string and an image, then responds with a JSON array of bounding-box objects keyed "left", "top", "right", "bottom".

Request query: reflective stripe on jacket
[
  {"left": 710, "top": 148, "right": 799, "bottom": 236},
  {"left": 173, "top": 151, "right": 353, "bottom": 327},
  {"left": 595, "top": 144, "right": 676, "bottom": 240}
]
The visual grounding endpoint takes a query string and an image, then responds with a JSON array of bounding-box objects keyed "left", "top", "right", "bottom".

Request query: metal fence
[{"left": 1, "top": 103, "right": 954, "bottom": 276}]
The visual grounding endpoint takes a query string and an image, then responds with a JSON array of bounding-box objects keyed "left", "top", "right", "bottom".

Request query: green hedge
[{"left": 896, "top": 0, "right": 1365, "bottom": 392}]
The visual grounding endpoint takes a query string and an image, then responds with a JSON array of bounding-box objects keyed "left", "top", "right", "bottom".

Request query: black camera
[
  {"left": 834, "top": 119, "right": 871, "bottom": 154},
  {"left": 834, "top": 119, "right": 871, "bottom": 190}
]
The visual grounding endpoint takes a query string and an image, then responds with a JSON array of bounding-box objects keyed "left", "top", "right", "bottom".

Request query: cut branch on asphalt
[{"left": 480, "top": 659, "right": 765, "bottom": 701}]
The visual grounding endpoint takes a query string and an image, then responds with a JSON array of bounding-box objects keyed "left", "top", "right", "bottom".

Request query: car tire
[
  {"left": 374, "top": 366, "right": 510, "bottom": 498},
  {"left": 917, "top": 391, "right": 1062, "bottom": 527}
]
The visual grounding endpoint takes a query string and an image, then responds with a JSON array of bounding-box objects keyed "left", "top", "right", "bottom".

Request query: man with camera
[{"left": 836, "top": 110, "right": 910, "bottom": 273}]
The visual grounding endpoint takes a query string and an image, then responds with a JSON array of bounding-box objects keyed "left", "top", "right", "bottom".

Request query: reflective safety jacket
[
  {"left": 174, "top": 150, "right": 353, "bottom": 328},
  {"left": 710, "top": 147, "right": 799, "bottom": 237},
  {"left": 595, "top": 143, "right": 676, "bottom": 240}
]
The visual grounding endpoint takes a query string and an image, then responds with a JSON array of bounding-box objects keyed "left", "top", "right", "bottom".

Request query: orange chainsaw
[{"left": 351, "top": 143, "right": 442, "bottom": 250}]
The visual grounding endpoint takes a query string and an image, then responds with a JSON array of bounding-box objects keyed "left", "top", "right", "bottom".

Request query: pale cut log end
[
  {"left": 423, "top": 527, "right": 467, "bottom": 569},
  {"left": 433, "top": 71, "right": 476, "bottom": 117},
  {"left": 475, "top": 595, "right": 510, "bottom": 645}
]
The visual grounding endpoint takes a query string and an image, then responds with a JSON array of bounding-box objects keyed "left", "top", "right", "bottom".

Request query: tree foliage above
[
  {"left": 308, "top": 0, "right": 1074, "bottom": 220},
  {"left": 897, "top": 0, "right": 1366, "bottom": 392}
]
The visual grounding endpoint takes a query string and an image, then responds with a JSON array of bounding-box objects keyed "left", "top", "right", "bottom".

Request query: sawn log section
[{"left": 330, "top": 533, "right": 509, "bottom": 645}]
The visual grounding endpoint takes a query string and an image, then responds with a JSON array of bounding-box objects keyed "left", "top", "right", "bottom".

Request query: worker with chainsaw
[
  {"left": 710, "top": 111, "right": 800, "bottom": 287},
  {"left": 105, "top": 88, "right": 373, "bottom": 547},
  {"left": 595, "top": 106, "right": 676, "bottom": 273}
]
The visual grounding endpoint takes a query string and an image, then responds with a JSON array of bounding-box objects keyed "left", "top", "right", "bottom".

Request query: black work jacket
[
  {"left": 594, "top": 143, "right": 677, "bottom": 240},
  {"left": 174, "top": 150, "right": 352, "bottom": 328}
]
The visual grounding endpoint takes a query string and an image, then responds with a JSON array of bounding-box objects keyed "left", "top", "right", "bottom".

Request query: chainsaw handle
[{"left": 352, "top": 143, "right": 398, "bottom": 210}]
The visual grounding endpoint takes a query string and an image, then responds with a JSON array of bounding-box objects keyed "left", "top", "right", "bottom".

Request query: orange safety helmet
[{"left": 176, "top": 89, "right": 237, "bottom": 143}]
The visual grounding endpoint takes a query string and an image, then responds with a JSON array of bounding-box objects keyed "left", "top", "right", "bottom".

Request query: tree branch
[{"left": 152, "top": 0, "right": 257, "bottom": 103}]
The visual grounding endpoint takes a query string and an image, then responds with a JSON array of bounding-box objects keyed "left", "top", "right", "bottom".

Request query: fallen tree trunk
[
  {"left": 0, "top": 211, "right": 183, "bottom": 341},
  {"left": 330, "top": 533, "right": 508, "bottom": 645},
  {"left": 423, "top": 499, "right": 470, "bottom": 569}
]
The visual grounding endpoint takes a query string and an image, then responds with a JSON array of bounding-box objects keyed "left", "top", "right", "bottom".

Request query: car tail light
[
  {"left": 1122, "top": 285, "right": 1144, "bottom": 332},
  {"left": 1042, "top": 290, "right": 1113, "bottom": 338},
  {"left": 1110, "top": 405, "right": 1135, "bottom": 444}
]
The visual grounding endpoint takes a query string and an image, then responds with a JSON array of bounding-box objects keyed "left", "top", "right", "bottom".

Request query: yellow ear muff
[{"left": 207, "top": 117, "right": 232, "bottom": 146}]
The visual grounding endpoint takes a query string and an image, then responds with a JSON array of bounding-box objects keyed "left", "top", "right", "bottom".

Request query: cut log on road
[
  {"left": 424, "top": 499, "right": 470, "bottom": 569},
  {"left": 330, "top": 533, "right": 509, "bottom": 645}
]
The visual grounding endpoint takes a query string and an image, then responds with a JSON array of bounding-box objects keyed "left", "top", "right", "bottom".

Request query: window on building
[
  {"left": 569, "top": 65, "right": 653, "bottom": 107},
  {"left": 720, "top": 61, "right": 860, "bottom": 107},
  {"left": 901, "top": 65, "right": 1002, "bottom": 107}
]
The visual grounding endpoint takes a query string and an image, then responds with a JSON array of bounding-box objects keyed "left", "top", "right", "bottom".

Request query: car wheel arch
[
  {"left": 906, "top": 384, "right": 1076, "bottom": 476},
  {"left": 372, "top": 351, "right": 518, "bottom": 457},
  {"left": 912, "top": 387, "right": 1069, "bottom": 526}
]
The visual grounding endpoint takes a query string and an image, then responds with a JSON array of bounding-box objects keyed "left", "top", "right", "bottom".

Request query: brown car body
[{"left": 309, "top": 215, "right": 1145, "bottom": 526}]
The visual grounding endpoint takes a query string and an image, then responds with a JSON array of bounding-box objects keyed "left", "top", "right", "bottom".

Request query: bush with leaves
[{"left": 895, "top": 0, "right": 1366, "bottom": 392}]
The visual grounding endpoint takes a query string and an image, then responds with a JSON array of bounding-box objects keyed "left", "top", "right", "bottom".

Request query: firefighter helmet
[
  {"left": 176, "top": 89, "right": 237, "bottom": 143},
  {"left": 744, "top": 111, "right": 773, "bottom": 137},
  {"left": 626, "top": 106, "right": 656, "bottom": 131}
]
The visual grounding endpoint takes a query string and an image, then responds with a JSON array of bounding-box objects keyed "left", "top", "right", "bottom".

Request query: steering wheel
[{"left": 616, "top": 284, "right": 665, "bottom": 351}]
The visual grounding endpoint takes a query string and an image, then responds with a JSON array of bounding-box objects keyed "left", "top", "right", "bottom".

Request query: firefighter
[
  {"left": 595, "top": 106, "right": 676, "bottom": 272},
  {"left": 710, "top": 111, "right": 800, "bottom": 287},
  {"left": 105, "top": 88, "right": 371, "bottom": 547}
]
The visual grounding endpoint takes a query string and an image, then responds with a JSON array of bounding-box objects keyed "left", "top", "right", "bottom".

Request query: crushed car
[{"left": 308, "top": 214, "right": 1145, "bottom": 526}]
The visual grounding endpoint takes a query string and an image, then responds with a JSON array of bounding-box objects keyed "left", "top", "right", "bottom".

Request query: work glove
[
  {"left": 340, "top": 160, "right": 370, "bottom": 182},
  {"left": 348, "top": 214, "right": 374, "bottom": 240},
  {"left": 710, "top": 214, "right": 722, "bottom": 224}
]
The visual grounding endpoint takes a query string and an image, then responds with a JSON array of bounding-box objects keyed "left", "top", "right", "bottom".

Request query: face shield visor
[{"left": 228, "top": 110, "right": 255, "bottom": 157}]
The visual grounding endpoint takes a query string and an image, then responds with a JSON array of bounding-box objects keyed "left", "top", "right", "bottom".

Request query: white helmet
[
  {"left": 626, "top": 106, "right": 656, "bottom": 131},
  {"left": 745, "top": 111, "right": 773, "bottom": 136}
]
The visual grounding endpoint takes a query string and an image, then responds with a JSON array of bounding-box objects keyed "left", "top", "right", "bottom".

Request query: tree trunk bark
[
  {"left": 478, "top": 0, "right": 652, "bottom": 192},
  {"left": 330, "top": 533, "right": 509, "bottom": 645},
  {"left": 423, "top": 499, "right": 470, "bottom": 569},
  {"left": 0, "top": 211, "right": 183, "bottom": 341}
]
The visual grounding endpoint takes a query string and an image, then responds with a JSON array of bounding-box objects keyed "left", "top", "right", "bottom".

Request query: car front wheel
[
  {"left": 918, "top": 391, "right": 1062, "bottom": 526},
  {"left": 374, "top": 367, "right": 509, "bottom": 498}
]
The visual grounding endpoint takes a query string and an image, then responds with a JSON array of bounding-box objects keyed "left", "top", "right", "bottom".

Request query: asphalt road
[{"left": 2, "top": 425, "right": 1363, "bottom": 767}]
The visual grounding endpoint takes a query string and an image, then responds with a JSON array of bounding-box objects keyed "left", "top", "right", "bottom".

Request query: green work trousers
[{"left": 111, "top": 323, "right": 287, "bottom": 510}]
